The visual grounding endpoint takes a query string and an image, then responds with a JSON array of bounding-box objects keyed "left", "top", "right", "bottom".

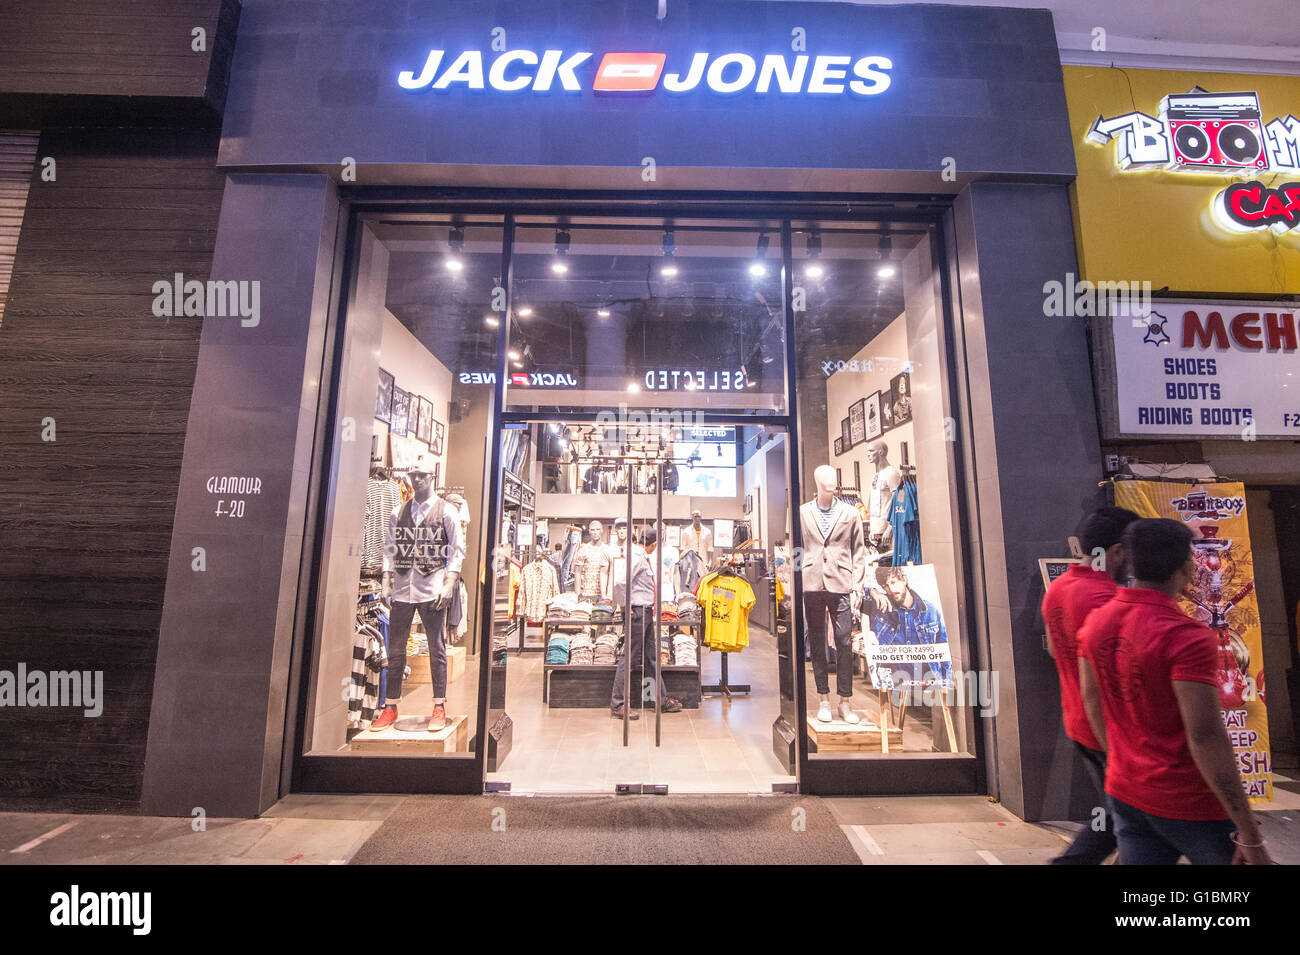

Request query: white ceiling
[{"left": 749, "top": 0, "right": 1300, "bottom": 74}]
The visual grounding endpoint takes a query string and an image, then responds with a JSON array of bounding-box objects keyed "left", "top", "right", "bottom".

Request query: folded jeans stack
[{"left": 546, "top": 635, "right": 571, "bottom": 664}]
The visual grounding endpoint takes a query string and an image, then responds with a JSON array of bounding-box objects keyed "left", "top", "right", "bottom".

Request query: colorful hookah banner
[{"left": 1115, "top": 481, "right": 1272, "bottom": 802}]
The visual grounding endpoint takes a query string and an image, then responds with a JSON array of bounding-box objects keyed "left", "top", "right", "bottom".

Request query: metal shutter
[{"left": 0, "top": 130, "right": 40, "bottom": 329}]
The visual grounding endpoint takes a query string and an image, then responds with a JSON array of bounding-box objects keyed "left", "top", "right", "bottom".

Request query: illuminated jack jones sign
[
  {"left": 398, "top": 48, "right": 893, "bottom": 97},
  {"left": 1086, "top": 86, "right": 1300, "bottom": 234}
]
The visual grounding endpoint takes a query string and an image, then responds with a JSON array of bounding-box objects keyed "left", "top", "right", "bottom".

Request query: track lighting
[
  {"left": 660, "top": 231, "right": 678, "bottom": 278},
  {"left": 750, "top": 233, "right": 769, "bottom": 278},
  {"left": 804, "top": 232, "right": 824, "bottom": 278}
]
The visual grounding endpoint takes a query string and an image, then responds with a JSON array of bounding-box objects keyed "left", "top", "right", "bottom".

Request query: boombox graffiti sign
[{"left": 1086, "top": 87, "right": 1300, "bottom": 233}]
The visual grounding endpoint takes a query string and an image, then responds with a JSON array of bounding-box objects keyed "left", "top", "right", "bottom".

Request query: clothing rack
[{"left": 700, "top": 562, "right": 751, "bottom": 699}]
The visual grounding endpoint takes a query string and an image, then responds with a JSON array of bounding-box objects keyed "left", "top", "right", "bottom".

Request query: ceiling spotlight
[
  {"left": 804, "top": 232, "right": 824, "bottom": 278},
  {"left": 877, "top": 265, "right": 897, "bottom": 279},
  {"left": 508, "top": 349, "right": 521, "bottom": 360},
  {"left": 627, "top": 382, "right": 641, "bottom": 393},
  {"left": 484, "top": 315, "right": 500, "bottom": 328},
  {"left": 512, "top": 361, "right": 524, "bottom": 369},
  {"left": 661, "top": 262, "right": 678, "bottom": 278},
  {"left": 750, "top": 233, "right": 770, "bottom": 279},
  {"left": 517, "top": 307, "right": 533, "bottom": 317},
  {"left": 445, "top": 226, "right": 465, "bottom": 271},
  {"left": 597, "top": 308, "right": 610, "bottom": 318},
  {"left": 552, "top": 229, "right": 571, "bottom": 274},
  {"left": 746, "top": 379, "right": 758, "bottom": 388}
]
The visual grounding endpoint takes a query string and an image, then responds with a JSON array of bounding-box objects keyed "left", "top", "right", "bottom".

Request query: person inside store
[
  {"left": 1040, "top": 505, "right": 1138, "bottom": 865},
  {"left": 374, "top": 456, "right": 465, "bottom": 733},
  {"left": 610, "top": 523, "right": 683, "bottom": 720},
  {"left": 800, "top": 464, "right": 868, "bottom": 724},
  {"left": 1078, "top": 518, "right": 1273, "bottom": 865}
]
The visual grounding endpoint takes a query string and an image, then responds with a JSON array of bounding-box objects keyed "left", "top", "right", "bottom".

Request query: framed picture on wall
[
  {"left": 390, "top": 387, "right": 410, "bottom": 437},
  {"left": 864, "top": 391, "right": 883, "bottom": 441},
  {"left": 833, "top": 436, "right": 844, "bottom": 456},
  {"left": 890, "top": 370, "right": 913, "bottom": 426},
  {"left": 375, "top": 368, "right": 395, "bottom": 423},
  {"left": 840, "top": 417, "right": 852, "bottom": 450},
  {"left": 880, "top": 390, "right": 895, "bottom": 432},
  {"left": 848, "top": 398, "right": 866, "bottom": 446},
  {"left": 431, "top": 420, "right": 445, "bottom": 455},
  {"left": 416, "top": 396, "right": 434, "bottom": 444}
]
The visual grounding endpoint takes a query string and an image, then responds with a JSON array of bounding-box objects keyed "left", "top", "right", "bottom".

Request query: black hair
[
  {"left": 642, "top": 528, "right": 658, "bottom": 547},
  {"left": 1124, "top": 518, "right": 1194, "bottom": 583},
  {"left": 1078, "top": 506, "right": 1140, "bottom": 555}
]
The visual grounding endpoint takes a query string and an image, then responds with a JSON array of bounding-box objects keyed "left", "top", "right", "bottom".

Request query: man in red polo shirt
[
  {"left": 1078, "top": 518, "right": 1272, "bottom": 865},
  {"left": 1041, "top": 506, "right": 1137, "bottom": 864}
]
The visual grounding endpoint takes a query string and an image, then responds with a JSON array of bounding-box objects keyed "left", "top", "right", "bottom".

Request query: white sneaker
[
  {"left": 816, "top": 701, "right": 833, "bottom": 723},
  {"left": 839, "top": 701, "right": 860, "bottom": 725}
]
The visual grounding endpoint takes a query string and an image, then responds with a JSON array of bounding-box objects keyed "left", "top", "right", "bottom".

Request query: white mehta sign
[{"left": 1109, "top": 300, "right": 1300, "bottom": 438}]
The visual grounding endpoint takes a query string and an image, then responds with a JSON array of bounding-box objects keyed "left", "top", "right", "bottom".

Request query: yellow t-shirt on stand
[{"left": 697, "top": 571, "right": 756, "bottom": 652}]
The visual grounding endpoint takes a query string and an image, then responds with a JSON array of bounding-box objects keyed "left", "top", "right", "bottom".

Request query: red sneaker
[
  {"left": 369, "top": 706, "right": 398, "bottom": 731},
  {"left": 427, "top": 705, "right": 448, "bottom": 732}
]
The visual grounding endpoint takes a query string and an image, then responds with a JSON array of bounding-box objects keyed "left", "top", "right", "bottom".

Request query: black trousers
[
  {"left": 1050, "top": 742, "right": 1118, "bottom": 865},
  {"left": 611, "top": 607, "right": 666, "bottom": 708},
  {"left": 805, "top": 590, "right": 853, "bottom": 698},
  {"left": 387, "top": 600, "right": 447, "bottom": 702}
]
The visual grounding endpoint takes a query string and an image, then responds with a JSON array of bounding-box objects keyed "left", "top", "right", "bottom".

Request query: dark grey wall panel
[
  {"left": 141, "top": 173, "right": 338, "bottom": 819},
  {"left": 0, "top": 127, "right": 224, "bottom": 813},
  {"left": 0, "top": 0, "right": 241, "bottom": 127},
  {"left": 954, "top": 181, "right": 1106, "bottom": 822}
]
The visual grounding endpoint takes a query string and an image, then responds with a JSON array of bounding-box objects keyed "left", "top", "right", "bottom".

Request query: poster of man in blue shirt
[{"left": 863, "top": 564, "right": 953, "bottom": 690}]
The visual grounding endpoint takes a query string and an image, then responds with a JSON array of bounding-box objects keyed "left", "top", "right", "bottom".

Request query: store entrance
[{"left": 484, "top": 417, "right": 797, "bottom": 793}]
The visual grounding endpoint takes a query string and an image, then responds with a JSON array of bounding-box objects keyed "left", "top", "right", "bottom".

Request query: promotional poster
[
  {"left": 1114, "top": 480, "right": 1273, "bottom": 802},
  {"left": 859, "top": 563, "right": 954, "bottom": 691}
]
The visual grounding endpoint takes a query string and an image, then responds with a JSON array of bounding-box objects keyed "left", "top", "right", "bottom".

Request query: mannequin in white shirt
[
  {"left": 681, "top": 509, "right": 713, "bottom": 564},
  {"left": 867, "top": 441, "right": 900, "bottom": 547}
]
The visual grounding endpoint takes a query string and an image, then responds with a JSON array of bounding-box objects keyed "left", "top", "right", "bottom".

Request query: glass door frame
[{"left": 291, "top": 193, "right": 988, "bottom": 798}]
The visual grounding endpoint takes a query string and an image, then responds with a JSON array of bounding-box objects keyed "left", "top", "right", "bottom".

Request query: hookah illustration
[{"left": 1184, "top": 524, "right": 1256, "bottom": 710}]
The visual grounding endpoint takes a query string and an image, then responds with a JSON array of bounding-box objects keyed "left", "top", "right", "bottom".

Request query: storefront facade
[
  {"left": 130, "top": 0, "right": 1104, "bottom": 820},
  {"left": 1064, "top": 64, "right": 1300, "bottom": 796}
]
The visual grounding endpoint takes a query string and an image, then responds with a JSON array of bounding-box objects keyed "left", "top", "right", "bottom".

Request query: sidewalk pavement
[{"left": 2, "top": 772, "right": 1296, "bottom": 865}]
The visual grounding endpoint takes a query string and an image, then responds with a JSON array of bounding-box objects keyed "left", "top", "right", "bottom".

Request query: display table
[
  {"left": 542, "top": 619, "right": 702, "bottom": 708},
  {"left": 350, "top": 714, "right": 469, "bottom": 753},
  {"left": 806, "top": 717, "right": 903, "bottom": 753}
]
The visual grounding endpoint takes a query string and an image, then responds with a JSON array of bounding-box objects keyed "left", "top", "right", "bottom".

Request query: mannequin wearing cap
[
  {"left": 373, "top": 457, "right": 465, "bottom": 733},
  {"left": 800, "top": 464, "right": 868, "bottom": 725},
  {"left": 681, "top": 510, "right": 713, "bottom": 565}
]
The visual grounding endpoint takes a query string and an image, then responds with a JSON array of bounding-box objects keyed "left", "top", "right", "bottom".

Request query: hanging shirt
[
  {"left": 518, "top": 558, "right": 561, "bottom": 622},
  {"left": 889, "top": 480, "right": 922, "bottom": 565},
  {"left": 672, "top": 550, "right": 705, "bottom": 594},
  {"left": 363, "top": 478, "right": 402, "bottom": 572},
  {"left": 696, "top": 571, "right": 756, "bottom": 652}
]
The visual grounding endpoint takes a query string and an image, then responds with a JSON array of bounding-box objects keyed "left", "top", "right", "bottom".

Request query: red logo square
[{"left": 593, "top": 52, "right": 666, "bottom": 92}]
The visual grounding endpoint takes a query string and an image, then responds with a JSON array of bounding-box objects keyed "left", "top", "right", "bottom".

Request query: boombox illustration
[{"left": 1159, "top": 89, "right": 1266, "bottom": 169}]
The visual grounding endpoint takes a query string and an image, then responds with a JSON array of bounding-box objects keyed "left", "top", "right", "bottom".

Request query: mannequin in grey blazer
[{"left": 800, "top": 465, "right": 869, "bottom": 720}]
